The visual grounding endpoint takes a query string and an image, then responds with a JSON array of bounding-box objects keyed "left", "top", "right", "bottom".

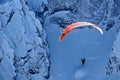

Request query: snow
[
  {"left": 45, "top": 21, "right": 117, "bottom": 80},
  {"left": 0, "top": 0, "right": 49, "bottom": 80},
  {"left": 113, "top": 31, "right": 120, "bottom": 57},
  {"left": 108, "top": 28, "right": 120, "bottom": 80},
  {"left": 0, "top": 0, "right": 11, "bottom": 5},
  {"left": 74, "top": 68, "right": 87, "bottom": 80},
  {"left": 0, "top": 0, "right": 120, "bottom": 80},
  {"left": 26, "top": 0, "right": 48, "bottom": 12},
  {"left": 43, "top": 0, "right": 120, "bottom": 80}
]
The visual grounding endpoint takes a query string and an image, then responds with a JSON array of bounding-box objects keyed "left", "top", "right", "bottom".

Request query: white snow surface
[
  {"left": 113, "top": 30, "right": 120, "bottom": 57},
  {"left": 0, "top": 0, "right": 49, "bottom": 80},
  {"left": 25, "top": 0, "right": 48, "bottom": 12},
  {"left": 43, "top": 0, "right": 120, "bottom": 80},
  {"left": 0, "top": 0, "right": 120, "bottom": 80},
  {"left": 109, "top": 29, "right": 120, "bottom": 80},
  {"left": 45, "top": 13, "right": 118, "bottom": 80}
]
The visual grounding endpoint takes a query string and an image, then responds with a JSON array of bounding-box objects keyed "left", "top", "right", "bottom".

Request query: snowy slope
[
  {"left": 0, "top": 0, "right": 11, "bottom": 5},
  {"left": 43, "top": 0, "right": 120, "bottom": 80},
  {"left": 106, "top": 28, "right": 120, "bottom": 80},
  {"left": 26, "top": 0, "right": 120, "bottom": 80},
  {"left": 45, "top": 11, "right": 118, "bottom": 80},
  {"left": 25, "top": 0, "right": 48, "bottom": 12},
  {"left": 112, "top": 29, "right": 120, "bottom": 60},
  {"left": 0, "top": 0, "right": 49, "bottom": 80},
  {"left": 8, "top": 0, "right": 120, "bottom": 80}
]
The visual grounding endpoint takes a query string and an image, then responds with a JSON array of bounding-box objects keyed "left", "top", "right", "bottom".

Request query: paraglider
[
  {"left": 81, "top": 58, "right": 86, "bottom": 65},
  {"left": 59, "top": 22, "right": 103, "bottom": 42}
]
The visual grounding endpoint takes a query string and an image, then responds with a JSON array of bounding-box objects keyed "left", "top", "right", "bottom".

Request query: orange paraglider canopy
[{"left": 59, "top": 22, "right": 103, "bottom": 42}]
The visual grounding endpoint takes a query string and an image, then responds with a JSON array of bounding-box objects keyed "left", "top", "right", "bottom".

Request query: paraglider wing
[
  {"left": 59, "top": 33, "right": 66, "bottom": 42},
  {"left": 59, "top": 22, "right": 103, "bottom": 42}
]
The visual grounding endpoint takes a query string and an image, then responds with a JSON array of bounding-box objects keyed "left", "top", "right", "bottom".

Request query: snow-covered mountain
[
  {"left": 0, "top": 0, "right": 50, "bottom": 80},
  {"left": 0, "top": 0, "right": 120, "bottom": 80},
  {"left": 106, "top": 28, "right": 120, "bottom": 80},
  {"left": 42, "top": 0, "right": 120, "bottom": 80}
]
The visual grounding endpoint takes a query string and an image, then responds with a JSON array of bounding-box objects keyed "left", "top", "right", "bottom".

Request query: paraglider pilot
[{"left": 81, "top": 58, "right": 85, "bottom": 65}]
